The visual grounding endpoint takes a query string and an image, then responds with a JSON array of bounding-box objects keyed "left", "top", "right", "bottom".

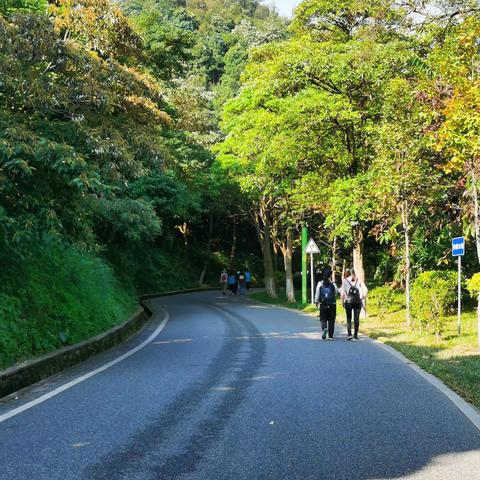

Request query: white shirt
[{"left": 341, "top": 276, "right": 368, "bottom": 302}]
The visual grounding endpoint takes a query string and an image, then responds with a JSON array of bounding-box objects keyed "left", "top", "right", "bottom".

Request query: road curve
[{"left": 0, "top": 291, "right": 479, "bottom": 480}]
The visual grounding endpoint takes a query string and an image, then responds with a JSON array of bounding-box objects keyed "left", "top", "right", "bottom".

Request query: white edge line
[
  {"left": 247, "top": 296, "right": 480, "bottom": 433},
  {"left": 0, "top": 306, "right": 170, "bottom": 424}
]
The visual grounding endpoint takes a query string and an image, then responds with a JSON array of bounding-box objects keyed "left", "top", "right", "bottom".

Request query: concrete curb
[
  {"left": 370, "top": 338, "right": 480, "bottom": 433},
  {"left": 0, "top": 306, "right": 150, "bottom": 399},
  {"left": 0, "top": 287, "right": 221, "bottom": 399},
  {"left": 140, "top": 286, "right": 220, "bottom": 300}
]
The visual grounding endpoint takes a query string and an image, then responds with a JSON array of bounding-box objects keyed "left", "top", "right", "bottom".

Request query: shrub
[
  {"left": 467, "top": 273, "right": 480, "bottom": 348},
  {"left": 0, "top": 243, "right": 136, "bottom": 369},
  {"left": 467, "top": 273, "right": 480, "bottom": 297},
  {"left": 370, "top": 285, "right": 397, "bottom": 321},
  {"left": 411, "top": 270, "right": 458, "bottom": 337}
]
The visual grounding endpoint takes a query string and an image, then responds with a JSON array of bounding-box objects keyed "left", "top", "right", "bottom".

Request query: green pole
[{"left": 302, "top": 226, "right": 308, "bottom": 304}]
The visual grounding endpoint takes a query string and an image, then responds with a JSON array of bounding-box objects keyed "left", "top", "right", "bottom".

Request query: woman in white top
[{"left": 341, "top": 269, "right": 368, "bottom": 341}]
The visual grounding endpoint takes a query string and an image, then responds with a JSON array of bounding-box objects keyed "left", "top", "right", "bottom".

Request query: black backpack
[
  {"left": 319, "top": 282, "right": 336, "bottom": 305},
  {"left": 347, "top": 280, "right": 362, "bottom": 306}
]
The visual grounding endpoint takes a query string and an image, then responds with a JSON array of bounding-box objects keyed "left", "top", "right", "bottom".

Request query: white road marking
[
  {"left": 72, "top": 442, "right": 90, "bottom": 448},
  {"left": 0, "top": 307, "right": 170, "bottom": 424}
]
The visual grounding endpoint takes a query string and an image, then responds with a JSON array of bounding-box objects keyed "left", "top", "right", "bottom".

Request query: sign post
[
  {"left": 452, "top": 236, "right": 465, "bottom": 336},
  {"left": 305, "top": 238, "right": 320, "bottom": 305},
  {"left": 301, "top": 227, "right": 308, "bottom": 304}
]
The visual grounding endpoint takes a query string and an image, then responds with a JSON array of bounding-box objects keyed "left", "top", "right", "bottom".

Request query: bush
[
  {"left": 467, "top": 273, "right": 480, "bottom": 298},
  {"left": 411, "top": 270, "right": 458, "bottom": 337},
  {"left": 106, "top": 245, "right": 220, "bottom": 294},
  {"left": 370, "top": 285, "right": 397, "bottom": 320}
]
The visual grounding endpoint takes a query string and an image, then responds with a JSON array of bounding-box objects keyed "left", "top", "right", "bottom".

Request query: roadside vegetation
[{"left": 0, "top": 0, "right": 282, "bottom": 368}]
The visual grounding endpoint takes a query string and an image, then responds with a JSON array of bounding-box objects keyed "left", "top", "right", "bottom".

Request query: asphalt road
[{"left": 1, "top": 291, "right": 480, "bottom": 480}]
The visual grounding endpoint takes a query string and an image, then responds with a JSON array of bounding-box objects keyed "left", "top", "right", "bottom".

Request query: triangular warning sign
[{"left": 305, "top": 238, "right": 320, "bottom": 254}]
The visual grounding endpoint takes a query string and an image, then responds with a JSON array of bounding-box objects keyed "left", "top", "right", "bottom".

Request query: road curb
[
  {"left": 0, "top": 287, "right": 222, "bottom": 400},
  {"left": 369, "top": 338, "right": 480, "bottom": 434},
  {"left": 140, "top": 286, "right": 220, "bottom": 300},
  {"left": 0, "top": 306, "right": 150, "bottom": 399}
]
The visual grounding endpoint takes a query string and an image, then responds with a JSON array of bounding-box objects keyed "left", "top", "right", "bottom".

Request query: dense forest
[
  {"left": 0, "top": 0, "right": 285, "bottom": 366},
  {"left": 216, "top": 0, "right": 480, "bottom": 336},
  {"left": 1, "top": 0, "right": 480, "bottom": 367}
]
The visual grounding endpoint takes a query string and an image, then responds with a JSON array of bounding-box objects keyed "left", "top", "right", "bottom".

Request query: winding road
[{"left": 1, "top": 291, "right": 480, "bottom": 479}]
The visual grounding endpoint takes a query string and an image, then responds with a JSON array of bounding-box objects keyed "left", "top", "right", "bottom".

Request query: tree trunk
[
  {"left": 177, "top": 222, "right": 188, "bottom": 246},
  {"left": 331, "top": 236, "right": 337, "bottom": 284},
  {"left": 229, "top": 216, "right": 238, "bottom": 261},
  {"left": 199, "top": 213, "right": 213, "bottom": 286},
  {"left": 353, "top": 227, "right": 366, "bottom": 284},
  {"left": 402, "top": 200, "right": 412, "bottom": 327},
  {"left": 285, "top": 228, "right": 295, "bottom": 303},
  {"left": 262, "top": 213, "right": 277, "bottom": 298},
  {"left": 273, "top": 244, "right": 279, "bottom": 273},
  {"left": 471, "top": 164, "right": 480, "bottom": 265}
]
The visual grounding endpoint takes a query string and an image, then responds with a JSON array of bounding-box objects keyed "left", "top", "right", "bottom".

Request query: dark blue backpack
[{"left": 319, "top": 282, "right": 336, "bottom": 305}]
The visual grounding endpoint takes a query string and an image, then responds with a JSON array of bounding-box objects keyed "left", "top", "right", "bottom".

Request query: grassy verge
[
  {"left": 251, "top": 288, "right": 480, "bottom": 409},
  {"left": 0, "top": 244, "right": 137, "bottom": 369},
  {"left": 0, "top": 243, "right": 222, "bottom": 370}
]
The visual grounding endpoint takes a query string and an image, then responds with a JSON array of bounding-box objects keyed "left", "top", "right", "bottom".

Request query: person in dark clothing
[
  {"left": 237, "top": 271, "right": 246, "bottom": 295},
  {"left": 244, "top": 270, "right": 251, "bottom": 291},
  {"left": 315, "top": 267, "right": 339, "bottom": 340},
  {"left": 227, "top": 272, "right": 237, "bottom": 295}
]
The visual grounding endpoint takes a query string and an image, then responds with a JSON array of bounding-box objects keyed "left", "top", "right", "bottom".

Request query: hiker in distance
[
  {"left": 220, "top": 269, "right": 228, "bottom": 295},
  {"left": 315, "top": 267, "right": 339, "bottom": 340},
  {"left": 341, "top": 268, "right": 368, "bottom": 341}
]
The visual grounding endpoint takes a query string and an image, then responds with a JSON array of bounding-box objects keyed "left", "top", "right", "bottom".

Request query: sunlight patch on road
[{"left": 370, "top": 450, "right": 480, "bottom": 479}]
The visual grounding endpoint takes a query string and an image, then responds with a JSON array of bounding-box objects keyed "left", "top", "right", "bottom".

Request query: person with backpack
[
  {"left": 227, "top": 272, "right": 237, "bottom": 295},
  {"left": 219, "top": 269, "right": 228, "bottom": 295},
  {"left": 244, "top": 270, "right": 252, "bottom": 291},
  {"left": 314, "top": 267, "right": 339, "bottom": 340},
  {"left": 237, "top": 271, "right": 246, "bottom": 295},
  {"left": 341, "top": 268, "right": 368, "bottom": 341}
]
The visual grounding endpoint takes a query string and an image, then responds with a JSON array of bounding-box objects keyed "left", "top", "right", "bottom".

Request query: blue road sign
[{"left": 452, "top": 236, "right": 465, "bottom": 256}]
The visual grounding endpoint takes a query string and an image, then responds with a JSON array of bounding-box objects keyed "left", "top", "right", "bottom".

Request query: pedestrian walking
[
  {"left": 220, "top": 269, "right": 228, "bottom": 295},
  {"left": 245, "top": 270, "right": 252, "bottom": 292},
  {"left": 238, "top": 271, "right": 246, "bottom": 295},
  {"left": 341, "top": 268, "right": 368, "bottom": 341},
  {"left": 228, "top": 272, "right": 237, "bottom": 295},
  {"left": 315, "top": 267, "right": 339, "bottom": 340}
]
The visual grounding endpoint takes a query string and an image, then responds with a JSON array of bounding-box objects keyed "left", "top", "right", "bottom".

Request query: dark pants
[
  {"left": 345, "top": 303, "right": 361, "bottom": 338},
  {"left": 320, "top": 304, "right": 336, "bottom": 338}
]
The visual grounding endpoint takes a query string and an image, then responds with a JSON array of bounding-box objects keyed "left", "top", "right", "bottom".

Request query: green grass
[
  {"left": 0, "top": 242, "right": 223, "bottom": 370},
  {"left": 0, "top": 244, "right": 137, "bottom": 369},
  {"left": 251, "top": 287, "right": 480, "bottom": 409}
]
